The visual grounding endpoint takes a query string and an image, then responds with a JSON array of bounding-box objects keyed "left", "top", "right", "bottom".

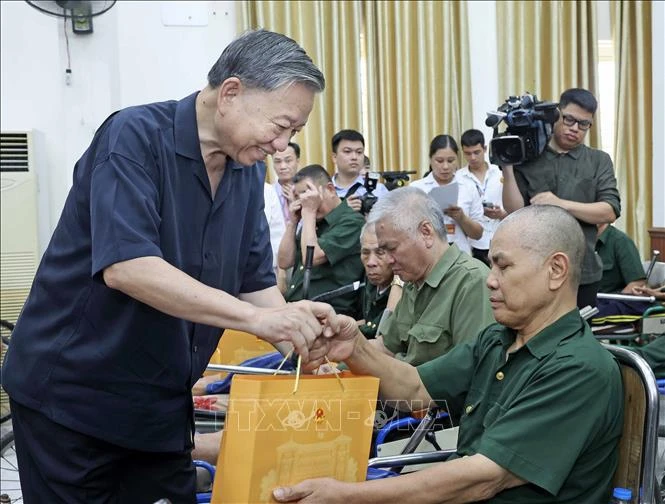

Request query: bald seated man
[{"left": 273, "top": 204, "right": 624, "bottom": 504}]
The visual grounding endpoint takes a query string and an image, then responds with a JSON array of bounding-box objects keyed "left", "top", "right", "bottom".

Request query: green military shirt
[
  {"left": 381, "top": 244, "right": 494, "bottom": 365},
  {"left": 514, "top": 144, "right": 621, "bottom": 285},
  {"left": 623, "top": 337, "right": 665, "bottom": 379},
  {"left": 285, "top": 202, "right": 365, "bottom": 317},
  {"left": 358, "top": 280, "right": 390, "bottom": 339},
  {"left": 596, "top": 224, "right": 645, "bottom": 293},
  {"left": 418, "top": 310, "right": 624, "bottom": 503}
]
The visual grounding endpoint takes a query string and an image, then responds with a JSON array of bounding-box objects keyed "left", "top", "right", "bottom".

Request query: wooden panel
[
  {"left": 612, "top": 366, "right": 646, "bottom": 493},
  {"left": 648, "top": 227, "right": 665, "bottom": 255}
]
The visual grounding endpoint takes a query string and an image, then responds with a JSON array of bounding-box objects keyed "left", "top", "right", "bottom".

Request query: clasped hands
[{"left": 252, "top": 301, "right": 359, "bottom": 371}]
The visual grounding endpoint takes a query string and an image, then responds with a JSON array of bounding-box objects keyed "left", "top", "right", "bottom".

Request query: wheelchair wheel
[
  {"left": 0, "top": 320, "right": 22, "bottom": 502},
  {"left": 0, "top": 420, "right": 22, "bottom": 502}
]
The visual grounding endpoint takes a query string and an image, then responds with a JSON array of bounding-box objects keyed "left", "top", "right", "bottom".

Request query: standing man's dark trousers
[
  {"left": 577, "top": 281, "right": 600, "bottom": 310},
  {"left": 10, "top": 399, "right": 197, "bottom": 504}
]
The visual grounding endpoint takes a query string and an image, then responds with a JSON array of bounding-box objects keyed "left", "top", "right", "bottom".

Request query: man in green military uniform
[
  {"left": 595, "top": 223, "right": 646, "bottom": 293},
  {"left": 368, "top": 187, "right": 494, "bottom": 366},
  {"left": 357, "top": 223, "right": 398, "bottom": 338},
  {"left": 278, "top": 164, "right": 365, "bottom": 317},
  {"left": 273, "top": 205, "right": 623, "bottom": 504},
  {"left": 502, "top": 88, "right": 621, "bottom": 309}
]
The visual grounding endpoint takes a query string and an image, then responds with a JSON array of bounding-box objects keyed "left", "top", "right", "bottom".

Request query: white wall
[
  {"left": 1, "top": 1, "right": 64, "bottom": 252},
  {"left": 652, "top": 0, "right": 665, "bottom": 228},
  {"left": 0, "top": 1, "right": 236, "bottom": 253},
  {"left": 467, "top": 1, "right": 500, "bottom": 144}
]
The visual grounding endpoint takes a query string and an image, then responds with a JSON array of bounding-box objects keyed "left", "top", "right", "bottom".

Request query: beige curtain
[
  {"left": 496, "top": 1, "right": 601, "bottom": 148},
  {"left": 611, "top": 1, "right": 652, "bottom": 257},
  {"left": 364, "top": 1, "right": 472, "bottom": 177},
  {"left": 239, "top": 1, "right": 363, "bottom": 180}
]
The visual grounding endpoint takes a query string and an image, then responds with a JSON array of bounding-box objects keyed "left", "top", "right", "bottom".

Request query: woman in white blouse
[{"left": 409, "top": 134, "right": 483, "bottom": 254}]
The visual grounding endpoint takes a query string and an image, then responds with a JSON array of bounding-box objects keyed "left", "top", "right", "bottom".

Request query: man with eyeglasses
[{"left": 502, "top": 88, "right": 620, "bottom": 309}]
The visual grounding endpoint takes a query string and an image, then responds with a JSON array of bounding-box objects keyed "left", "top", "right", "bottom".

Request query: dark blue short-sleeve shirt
[{"left": 2, "top": 92, "right": 275, "bottom": 451}]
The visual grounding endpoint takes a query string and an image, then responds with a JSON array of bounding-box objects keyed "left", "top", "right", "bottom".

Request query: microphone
[
  {"left": 645, "top": 249, "right": 661, "bottom": 284},
  {"left": 485, "top": 111, "right": 505, "bottom": 128},
  {"left": 302, "top": 245, "right": 315, "bottom": 300},
  {"left": 311, "top": 281, "right": 366, "bottom": 302}
]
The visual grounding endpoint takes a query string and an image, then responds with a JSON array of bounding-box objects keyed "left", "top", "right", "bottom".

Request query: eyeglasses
[{"left": 561, "top": 113, "right": 593, "bottom": 131}]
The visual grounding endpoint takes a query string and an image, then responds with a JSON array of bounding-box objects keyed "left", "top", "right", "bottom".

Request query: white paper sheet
[{"left": 429, "top": 182, "right": 459, "bottom": 209}]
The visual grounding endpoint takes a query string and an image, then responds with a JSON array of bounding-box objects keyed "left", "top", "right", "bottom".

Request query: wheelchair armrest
[
  {"left": 367, "top": 449, "right": 456, "bottom": 469},
  {"left": 193, "top": 459, "right": 216, "bottom": 480},
  {"left": 375, "top": 416, "right": 421, "bottom": 446}
]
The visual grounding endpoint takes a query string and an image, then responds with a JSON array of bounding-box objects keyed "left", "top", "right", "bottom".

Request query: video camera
[
  {"left": 485, "top": 93, "right": 559, "bottom": 165},
  {"left": 381, "top": 171, "right": 417, "bottom": 191}
]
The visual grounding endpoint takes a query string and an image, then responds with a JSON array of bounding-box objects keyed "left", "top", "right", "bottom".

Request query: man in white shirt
[
  {"left": 263, "top": 182, "right": 286, "bottom": 276},
  {"left": 271, "top": 143, "right": 301, "bottom": 291},
  {"left": 457, "top": 129, "right": 507, "bottom": 265},
  {"left": 272, "top": 142, "right": 300, "bottom": 224},
  {"left": 331, "top": 129, "right": 388, "bottom": 213}
]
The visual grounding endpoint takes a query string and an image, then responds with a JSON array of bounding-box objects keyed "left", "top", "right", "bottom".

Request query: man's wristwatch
[{"left": 391, "top": 276, "right": 404, "bottom": 288}]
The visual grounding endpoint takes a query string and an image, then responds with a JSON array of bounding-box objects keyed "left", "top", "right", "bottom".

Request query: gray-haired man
[
  {"left": 365, "top": 186, "right": 494, "bottom": 366},
  {"left": 2, "top": 29, "right": 339, "bottom": 503}
]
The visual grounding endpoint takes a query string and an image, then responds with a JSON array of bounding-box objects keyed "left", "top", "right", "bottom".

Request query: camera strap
[{"left": 342, "top": 182, "right": 364, "bottom": 200}]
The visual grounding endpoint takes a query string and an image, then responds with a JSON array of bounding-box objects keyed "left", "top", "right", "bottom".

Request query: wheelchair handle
[
  {"left": 205, "top": 364, "right": 293, "bottom": 375},
  {"left": 596, "top": 293, "right": 655, "bottom": 303}
]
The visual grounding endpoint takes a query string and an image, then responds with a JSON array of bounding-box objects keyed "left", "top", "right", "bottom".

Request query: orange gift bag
[{"left": 212, "top": 372, "right": 380, "bottom": 503}]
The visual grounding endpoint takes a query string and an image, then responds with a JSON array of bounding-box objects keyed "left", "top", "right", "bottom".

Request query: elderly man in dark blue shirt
[{"left": 2, "top": 29, "right": 338, "bottom": 504}]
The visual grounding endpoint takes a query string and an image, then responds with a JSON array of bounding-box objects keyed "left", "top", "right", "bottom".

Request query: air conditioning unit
[{"left": 0, "top": 131, "right": 40, "bottom": 326}]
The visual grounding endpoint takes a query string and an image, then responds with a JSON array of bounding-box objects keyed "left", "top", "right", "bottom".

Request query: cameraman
[
  {"left": 330, "top": 129, "right": 388, "bottom": 213},
  {"left": 502, "top": 88, "right": 621, "bottom": 309}
]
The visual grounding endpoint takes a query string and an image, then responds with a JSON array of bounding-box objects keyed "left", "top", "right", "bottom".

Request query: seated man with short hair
[
  {"left": 278, "top": 164, "right": 365, "bottom": 317},
  {"left": 369, "top": 187, "right": 494, "bottom": 366},
  {"left": 592, "top": 223, "right": 652, "bottom": 321},
  {"left": 274, "top": 205, "right": 624, "bottom": 504},
  {"left": 596, "top": 223, "right": 646, "bottom": 294},
  {"left": 357, "top": 222, "right": 398, "bottom": 339}
]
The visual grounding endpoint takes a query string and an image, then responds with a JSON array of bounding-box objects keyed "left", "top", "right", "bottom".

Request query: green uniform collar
[
  {"left": 596, "top": 225, "right": 610, "bottom": 246},
  {"left": 423, "top": 244, "right": 463, "bottom": 289},
  {"left": 500, "top": 309, "right": 584, "bottom": 360},
  {"left": 546, "top": 143, "right": 584, "bottom": 160}
]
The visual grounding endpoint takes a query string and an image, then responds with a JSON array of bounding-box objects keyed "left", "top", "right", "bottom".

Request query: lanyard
[{"left": 466, "top": 169, "right": 489, "bottom": 198}]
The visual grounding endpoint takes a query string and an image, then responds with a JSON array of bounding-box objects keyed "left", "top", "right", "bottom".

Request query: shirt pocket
[
  {"left": 405, "top": 323, "right": 443, "bottom": 344},
  {"left": 601, "top": 255, "right": 615, "bottom": 273},
  {"left": 404, "top": 323, "right": 447, "bottom": 364},
  {"left": 482, "top": 402, "right": 508, "bottom": 430},
  {"left": 457, "top": 396, "right": 484, "bottom": 448},
  {"left": 558, "top": 176, "right": 595, "bottom": 204}
]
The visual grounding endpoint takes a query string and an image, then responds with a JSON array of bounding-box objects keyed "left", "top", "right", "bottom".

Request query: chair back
[{"left": 604, "top": 344, "right": 661, "bottom": 504}]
